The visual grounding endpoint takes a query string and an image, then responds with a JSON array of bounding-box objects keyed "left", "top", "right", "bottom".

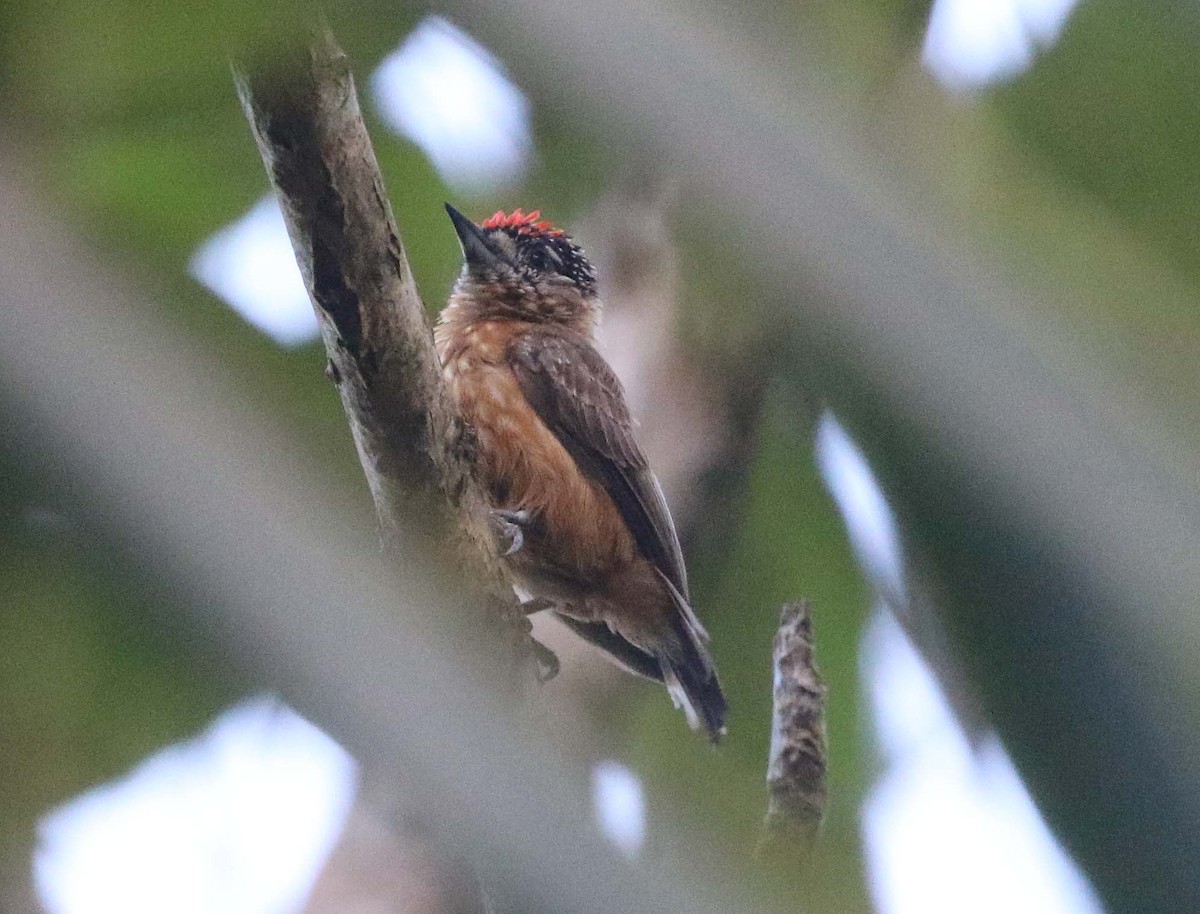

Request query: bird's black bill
[{"left": 445, "top": 203, "right": 505, "bottom": 271}]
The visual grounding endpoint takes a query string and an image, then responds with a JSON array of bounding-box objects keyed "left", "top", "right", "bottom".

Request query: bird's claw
[
  {"left": 491, "top": 508, "right": 531, "bottom": 556},
  {"left": 532, "top": 639, "right": 560, "bottom": 682}
]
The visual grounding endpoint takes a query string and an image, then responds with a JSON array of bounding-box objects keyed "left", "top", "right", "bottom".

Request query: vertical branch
[
  {"left": 233, "top": 28, "right": 545, "bottom": 680},
  {"left": 760, "top": 599, "right": 828, "bottom": 862}
]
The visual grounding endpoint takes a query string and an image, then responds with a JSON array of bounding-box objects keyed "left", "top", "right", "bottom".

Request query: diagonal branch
[
  {"left": 234, "top": 29, "right": 547, "bottom": 681},
  {"left": 0, "top": 150, "right": 762, "bottom": 914}
]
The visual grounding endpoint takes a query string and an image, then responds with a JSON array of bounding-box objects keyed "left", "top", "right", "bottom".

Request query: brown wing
[{"left": 508, "top": 329, "right": 690, "bottom": 600}]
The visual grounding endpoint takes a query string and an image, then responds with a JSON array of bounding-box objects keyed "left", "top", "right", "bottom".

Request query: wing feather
[{"left": 509, "top": 330, "right": 689, "bottom": 599}]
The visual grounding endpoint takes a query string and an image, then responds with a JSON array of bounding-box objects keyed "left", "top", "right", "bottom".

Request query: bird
[{"left": 436, "top": 203, "right": 727, "bottom": 741}]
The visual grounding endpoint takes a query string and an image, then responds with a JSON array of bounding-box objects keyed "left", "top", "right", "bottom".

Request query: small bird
[{"left": 437, "top": 204, "right": 727, "bottom": 740}]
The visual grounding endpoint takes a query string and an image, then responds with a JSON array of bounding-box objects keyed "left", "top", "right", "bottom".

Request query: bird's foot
[
  {"left": 532, "top": 639, "right": 560, "bottom": 682},
  {"left": 521, "top": 598, "right": 555, "bottom": 616},
  {"left": 491, "top": 508, "right": 531, "bottom": 556}
]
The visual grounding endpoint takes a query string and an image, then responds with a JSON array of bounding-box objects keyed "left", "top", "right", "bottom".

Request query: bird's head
[{"left": 445, "top": 204, "right": 600, "bottom": 333}]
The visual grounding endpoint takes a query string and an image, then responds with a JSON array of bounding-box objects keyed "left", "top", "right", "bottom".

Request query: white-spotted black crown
[{"left": 482, "top": 209, "right": 598, "bottom": 295}]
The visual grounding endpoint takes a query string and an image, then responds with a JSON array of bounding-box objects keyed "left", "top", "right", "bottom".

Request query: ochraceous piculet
[{"left": 436, "top": 204, "right": 727, "bottom": 741}]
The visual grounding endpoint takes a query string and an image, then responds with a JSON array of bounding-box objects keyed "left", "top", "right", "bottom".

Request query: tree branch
[
  {"left": 760, "top": 600, "right": 828, "bottom": 862},
  {"left": 233, "top": 29, "right": 547, "bottom": 680},
  {"left": 0, "top": 142, "right": 765, "bottom": 914},
  {"left": 442, "top": 3, "right": 1200, "bottom": 901}
]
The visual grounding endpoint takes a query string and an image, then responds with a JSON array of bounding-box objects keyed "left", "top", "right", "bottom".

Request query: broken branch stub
[{"left": 761, "top": 599, "right": 828, "bottom": 861}]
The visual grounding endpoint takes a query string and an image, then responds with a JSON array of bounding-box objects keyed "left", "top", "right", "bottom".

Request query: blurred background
[{"left": 2, "top": 0, "right": 1199, "bottom": 911}]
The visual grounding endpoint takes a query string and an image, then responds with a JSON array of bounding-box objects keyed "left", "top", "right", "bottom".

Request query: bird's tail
[{"left": 657, "top": 572, "right": 728, "bottom": 742}]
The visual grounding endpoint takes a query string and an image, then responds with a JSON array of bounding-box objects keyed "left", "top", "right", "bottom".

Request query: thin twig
[
  {"left": 233, "top": 28, "right": 547, "bottom": 682},
  {"left": 760, "top": 600, "right": 828, "bottom": 862}
]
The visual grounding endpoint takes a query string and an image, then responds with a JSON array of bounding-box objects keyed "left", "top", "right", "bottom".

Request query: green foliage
[
  {"left": 627, "top": 388, "right": 870, "bottom": 909},
  {"left": 7, "top": 0, "right": 1200, "bottom": 909},
  {"left": 0, "top": 510, "right": 241, "bottom": 863},
  {"left": 997, "top": 1, "right": 1200, "bottom": 288}
]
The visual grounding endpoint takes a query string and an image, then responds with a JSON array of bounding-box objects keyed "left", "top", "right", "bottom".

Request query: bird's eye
[{"left": 526, "top": 247, "right": 551, "bottom": 274}]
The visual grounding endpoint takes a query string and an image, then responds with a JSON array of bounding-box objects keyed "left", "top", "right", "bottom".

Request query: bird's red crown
[{"left": 481, "top": 208, "right": 564, "bottom": 237}]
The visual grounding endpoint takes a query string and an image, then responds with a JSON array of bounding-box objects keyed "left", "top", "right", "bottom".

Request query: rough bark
[
  {"left": 0, "top": 146, "right": 767, "bottom": 914},
  {"left": 234, "top": 29, "right": 544, "bottom": 681},
  {"left": 760, "top": 600, "right": 828, "bottom": 862}
]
